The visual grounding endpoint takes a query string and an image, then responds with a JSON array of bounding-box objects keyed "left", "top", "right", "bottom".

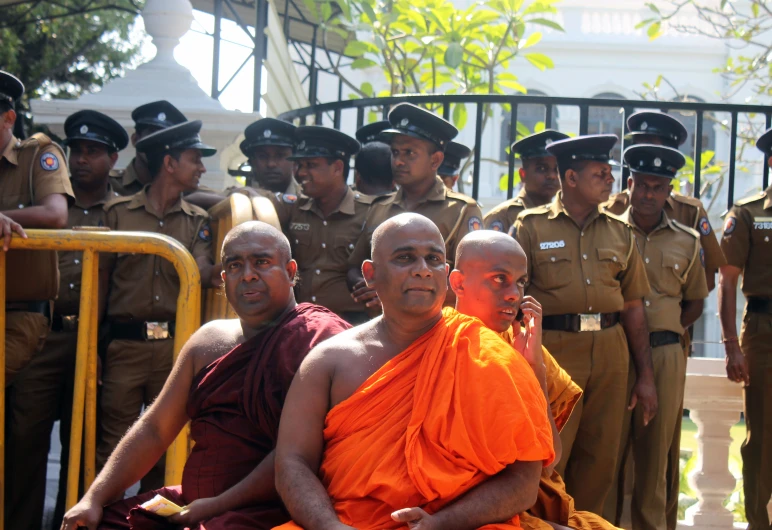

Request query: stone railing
[{"left": 678, "top": 357, "right": 745, "bottom": 530}]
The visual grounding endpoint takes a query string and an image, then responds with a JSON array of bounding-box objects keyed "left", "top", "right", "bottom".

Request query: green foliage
[
  {"left": 0, "top": 1, "right": 144, "bottom": 102},
  {"left": 637, "top": 1, "right": 771, "bottom": 99}
]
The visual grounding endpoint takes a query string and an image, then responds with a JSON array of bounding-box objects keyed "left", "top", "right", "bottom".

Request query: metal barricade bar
[{"left": 0, "top": 229, "right": 202, "bottom": 527}]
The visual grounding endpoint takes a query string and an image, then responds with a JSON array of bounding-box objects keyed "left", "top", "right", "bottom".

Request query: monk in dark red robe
[{"left": 61, "top": 221, "right": 349, "bottom": 530}]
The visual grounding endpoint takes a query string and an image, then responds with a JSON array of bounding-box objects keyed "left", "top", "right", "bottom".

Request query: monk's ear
[
  {"left": 362, "top": 260, "right": 375, "bottom": 286},
  {"left": 286, "top": 259, "right": 298, "bottom": 285},
  {"left": 448, "top": 269, "right": 464, "bottom": 296}
]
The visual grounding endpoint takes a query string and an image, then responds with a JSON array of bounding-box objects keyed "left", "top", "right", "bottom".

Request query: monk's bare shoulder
[
  {"left": 186, "top": 319, "right": 245, "bottom": 372},
  {"left": 300, "top": 321, "right": 379, "bottom": 373}
]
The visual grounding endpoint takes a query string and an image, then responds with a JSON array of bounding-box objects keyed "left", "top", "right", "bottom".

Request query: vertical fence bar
[
  {"left": 508, "top": 104, "right": 518, "bottom": 200},
  {"left": 308, "top": 26, "right": 318, "bottom": 105},
  {"left": 211, "top": 0, "right": 222, "bottom": 100},
  {"left": 253, "top": 0, "right": 269, "bottom": 114},
  {"left": 443, "top": 102, "right": 450, "bottom": 121},
  {"left": 727, "top": 112, "right": 738, "bottom": 209},
  {"left": 693, "top": 111, "right": 704, "bottom": 200},
  {"left": 472, "top": 103, "right": 484, "bottom": 200},
  {"left": 333, "top": 79, "right": 343, "bottom": 129},
  {"left": 764, "top": 113, "right": 771, "bottom": 190},
  {"left": 83, "top": 251, "right": 100, "bottom": 489},
  {"left": 545, "top": 104, "right": 553, "bottom": 130},
  {"left": 579, "top": 105, "right": 589, "bottom": 136},
  {"left": 356, "top": 107, "right": 364, "bottom": 129},
  {"left": 283, "top": 0, "right": 291, "bottom": 38},
  {"left": 66, "top": 249, "right": 99, "bottom": 509},
  {"left": 0, "top": 251, "right": 5, "bottom": 529}
]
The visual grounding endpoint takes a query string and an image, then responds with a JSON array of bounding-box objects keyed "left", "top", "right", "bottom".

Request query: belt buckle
[
  {"left": 579, "top": 313, "right": 602, "bottom": 332},
  {"left": 144, "top": 322, "right": 170, "bottom": 340}
]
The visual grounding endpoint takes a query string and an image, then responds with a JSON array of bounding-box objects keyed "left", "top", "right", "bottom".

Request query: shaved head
[
  {"left": 222, "top": 220, "right": 291, "bottom": 263},
  {"left": 450, "top": 231, "right": 528, "bottom": 332},
  {"left": 364, "top": 213, "right": 448, "bottom": 320}
]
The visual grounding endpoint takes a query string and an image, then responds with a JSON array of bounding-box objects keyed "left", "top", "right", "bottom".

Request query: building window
[
  {"left": 500, "top": 90, "right": 559, "bottom": 162},
  {"left": 588, "top": 92, "right": 626, "bottom": 162}
]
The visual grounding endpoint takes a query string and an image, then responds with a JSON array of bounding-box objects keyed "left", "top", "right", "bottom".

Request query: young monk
[
  {"left": 449, "top": 231, "right": 620, "bottom": 530},
  {"left": 274, "top": 212, "right": 555, "bottom": 530},
  {"left": 61, "top": 221, "right": 350, "bottom": 530}
]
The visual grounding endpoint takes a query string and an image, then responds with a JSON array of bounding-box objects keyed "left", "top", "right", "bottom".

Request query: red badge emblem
[{"left": 723, "top": 216, "right": 736, "bottom": 235}]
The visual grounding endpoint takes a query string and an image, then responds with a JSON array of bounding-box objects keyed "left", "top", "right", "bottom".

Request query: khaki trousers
[
  {"left": 664, "top": 334, "right": 691, "bottom": 530},
  {"left": 97, "top": 338, "right": 173, "bottom": 493},
  {"left": 5, "top": 329, "right": 75, "bottom": 530},
  {"left": 545, "top": 324, "right": 630, "bottom": 516},
  {"left": 5, "top": 310, "right": 49, "bottom": 385},
  {"left": 740, "top": 311, "right": 772, "bottom": 530}
]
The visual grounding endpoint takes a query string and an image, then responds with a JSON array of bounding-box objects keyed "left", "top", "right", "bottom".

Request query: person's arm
[
  {"left": 718, "top": 265, "right": 748, "bottom": 384},
  {"left": 61, "top": 323, "right": 206, "bottom": 530},
  {"left": 3, "top": 193, "right": 68, "bottom": 228},
  {"left": 620, "top": 299, "right": 658, "bottom": 426},
  {"left": 680, "top": 299, "right": 704, "bottom": 330},
  {"left": 196, "top": 255, "right": 223, "bottom": 289},
  {"left": 184, "top": 190, "right": 227, "bottom": 210},
  {"left": 275, "top": 346, "right": 355, "bottom": 530},
  {"left": 391, "top": 460, "right": 542, "bottom": 530}
]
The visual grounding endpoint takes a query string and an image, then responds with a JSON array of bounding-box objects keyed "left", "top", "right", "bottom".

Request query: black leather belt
[
  {"left": 6, "top": 301, "right": 50, "bottom": 317},
  {"left": 52, "top": 314, "right": 79, "bottom": 333},
  {"left": 110, "top": 320, "right": 175, "bottom": 341},
  {"left": 747, "top": 297, "right": 772, "bottom": 315},
  {"left": 542, "top": 312, "right": 620, "bottom": 332},
  {"left": 650, "top": 330, "right": 681, "bottom": 348}
]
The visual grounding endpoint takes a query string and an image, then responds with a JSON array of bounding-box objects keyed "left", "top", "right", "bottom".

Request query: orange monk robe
[
  {"left": 276, "top": 308, "right": 555, "bottom": 530},
  {"left": 499, "top": 328, "right": 620, "bottom": 530}
]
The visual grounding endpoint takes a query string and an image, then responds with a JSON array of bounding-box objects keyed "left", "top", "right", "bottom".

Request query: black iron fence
[{"left": 279, "top": 95, "right": 771, "bottom": 209}]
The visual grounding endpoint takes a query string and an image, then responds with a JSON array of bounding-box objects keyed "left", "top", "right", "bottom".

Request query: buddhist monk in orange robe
[
  {"left": 450, "top": 231, "right": 620, "bottom": 530},
  {"left": 274, "top": 213, "right": 555, "bottom": 530}
]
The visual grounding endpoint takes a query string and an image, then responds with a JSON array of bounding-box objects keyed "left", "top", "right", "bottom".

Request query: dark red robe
[{"left": 97, "top": 303, "right": 350, "bottom": 530}]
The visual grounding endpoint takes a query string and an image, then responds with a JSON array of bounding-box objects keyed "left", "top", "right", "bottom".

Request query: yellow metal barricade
[{"left": 0, "top": 230, "right": 201, "bottom": 528}]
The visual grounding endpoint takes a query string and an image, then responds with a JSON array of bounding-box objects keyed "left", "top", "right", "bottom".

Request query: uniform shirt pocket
[
  {"left": 658, "top": 253, "right": 688, "bottom": 297},
  {"left": 596, "top": 248, "right": 628, "bottom": 287},
  {"left": 333, "top": 235, "right": 357, "bottom": 267},
  {"left": 534, "top": 249, "right": 573, "bottom": 290}
]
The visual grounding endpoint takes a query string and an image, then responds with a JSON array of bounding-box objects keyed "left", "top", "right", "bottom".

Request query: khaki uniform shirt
[
  {"left": 514, "top": 192, "right": 650, "bottom": 316},
  {"left": 105, "top": 187, "right": 212, "bottom": 322},
  {"left": 272, "top": 187, "right": 374, "bottom": 314},
  {"left": 0, "top": 134, "right": 74, "bottom": 301},
  {"left": 484, "top": 188, "right": 541, "bottom": 233},
  {"left": 349, "top": 176, "right": 483, "bottom": 269},
  {"left": 604, "top": 190, "right": 726, "bottom": 281},
  {"left": 620, "top": 209, "right": 708, "bottom": 335},
  {"left": 56, "top": 186, "right": 121, "bottom": 316},
  {"left": 720, "top": 186, "right": 772, "bottom": 298},
  {"left": 109, "top": 157, "right": 150, "bottom": 196}
]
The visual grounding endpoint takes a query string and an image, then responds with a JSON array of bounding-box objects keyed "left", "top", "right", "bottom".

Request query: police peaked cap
[
  {"left": 355, "top": 121, "right": 391, "bottom": 145},
  {"left": 624, "top": 144, "right": 685, "bottom": 180},
  {"left": 437, "top": 141, "right": 472, "bottom": 177},
  {"left": 626, "top": 111, "right": 688, "bottom": 148},
  {"left": 545, "top": 134, "right": 618, "bottom": 165},
  {"left": 63, "top": 110, "right": 129, "bottom": 152},
  {"left": 240, "top": 118, "right": 296, "bottom": 157},
  {"left": 511, "top": 129, "right": 570, "bottom": 160},
  {"left": 0, "top": 71, "right": 24, "bottom": 106},
  {"left": 131, "top": 100, "right": 187, "bottom": 131},
  {"left": 135, "top": 120, "right": 217, "bottom": 157},
  {"left": 381, "top": 103, "right": 458, "bottom": 150},
  {"left": 288, "top": 126, "right": 360, "bottom": 161}
]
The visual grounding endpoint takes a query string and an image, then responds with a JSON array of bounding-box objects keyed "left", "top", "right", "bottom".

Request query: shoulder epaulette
[
  {"left": 103, "top": 195, "right": 133, "bottom": 211},
  {"left": 671, "top": 219, "right": 700, "bottom": 239},
  {"left": 734, "top": 190, "right": 766, "bottom": 207},
  {"left": 353, "top": 192, "right": 376, "bottom": 205},
  {"left": 183, "top": 200, "right": 209, "bottom": 217},
  {"left": 517, "top": 203, "right": 551, "bottom": 219},
  {"left": 670, "top": 193, "right": 703, "bottom": 209},
  {"left": 601, "top": 209, "right": 630, "bottom": 226},
  {"left": 446, "top": 190, "right": 478, "bottom": 205}
]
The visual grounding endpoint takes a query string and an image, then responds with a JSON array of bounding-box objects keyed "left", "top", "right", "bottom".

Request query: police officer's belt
[
  {"left": 110, "top": 320, "right": 175, "bottom": 341},
  {"left": 6, "top": 301, "right": 50, "bottom": 318},
  {"left": 649, "top": 330, "right": 681, "bottom": 348},
  {"left": 747, "top": 297, "right": 772, "bottom": 315},
  {"left": 542, "top": 312, "right": 620, "bottom": 332},
  {"left": 52, "top": 314, "right": 79, "bottom": 333}
]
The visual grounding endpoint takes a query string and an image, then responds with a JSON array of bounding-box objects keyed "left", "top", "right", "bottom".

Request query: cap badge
[
  {"left": 545, "top": 139, "right": 554, "bottom": 145},
  {"left": 80, "top": 125, "right": 89, "bottom": 134},
  {"left": 264, "top": 129, "right": 272, "bottom": 138},
  {"left": 654, "top": 157, "right": 662, "bottom": 167},
  {"left": 158, "top": 112, "right": 166, "bottom": 121},
  {"left": 298, "top": 141, "right": 306, "bottom": 150},
  {"left": 400, "top": 118, "right": 409, "bottom": 127},
  {"left": 641, "top": 121, "right": 648, "bottom": 131},
  {"left": 639, "top": 160, "right": 645, "bottom": 166}
]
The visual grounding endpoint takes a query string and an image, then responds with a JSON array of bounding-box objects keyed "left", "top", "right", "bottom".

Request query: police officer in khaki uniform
[
  {"left": 1, "top": 70, "right": 75, "bottom": 528},
  {"left": 615, "top": 144, "right": 708, "bottom": 530},
  {"left": 513, "top": 134, "right": 657, "bottom": 515},
  {"left": 240, "top": 117, "right": 301, "bottom": 196},
  {"left": 99, "top": 120, "right": 220, "bottom": 492},
  {"left": 109, "top": 100, "right": 187, "bottom": 196},
  {"left": 270, "top": 126, "right": 372, "bottom": 324},
  {"left": 353, "top": 140, "right": 394, "bottom": 197},
  {"left": 718, "top": 127, "right": 772, "bottom": 530},
  {"left": 6, "top": 110, "right": 127, "bottom": 530},
  {"left": 437, "top": 140, "right": 471, "bottom": 191},
  {"left": 484, "top": 129, "right": 569, "bottom": 232},
  {"left": 348, "top": 103, "right": 482, "bottom": 308}
]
